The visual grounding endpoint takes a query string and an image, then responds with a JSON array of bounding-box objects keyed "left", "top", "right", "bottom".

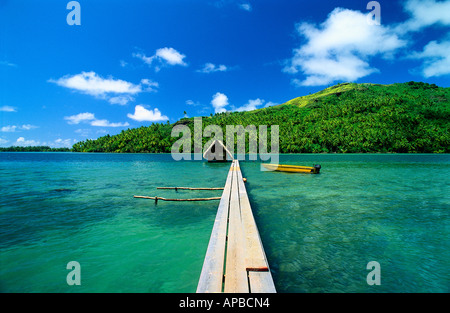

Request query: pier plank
[
  {"left": 248, "top": 272, "right": 277, "bottom": 293},
  {"left": 196, "top": 162, "right": 234, "bottom": 293},
  {"left": 197, "top": 160, "right": 276, "bottom": 293},
  {"left": 236, "top": 164, "right": 269, "bottom": 271},
  {"left": 224, "top": 161, "right": 249, "bottom": 293}
]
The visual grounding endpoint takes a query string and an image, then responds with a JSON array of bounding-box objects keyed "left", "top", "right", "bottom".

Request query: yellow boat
[{"left": 263, "top": 163, "right": 321, "bottom": 174}]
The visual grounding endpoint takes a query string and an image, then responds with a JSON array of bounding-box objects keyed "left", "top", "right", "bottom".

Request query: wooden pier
[{"left": 197, "top": 160, "right": 276, "bottom": 293}]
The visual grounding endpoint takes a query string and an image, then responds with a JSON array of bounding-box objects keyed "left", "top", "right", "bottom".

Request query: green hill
[
  {"left": 72, "top": 81, "right": 450, "bottom": 153},
  {"left": 282, "top": 82, "right": 363, "bottom": 107}
]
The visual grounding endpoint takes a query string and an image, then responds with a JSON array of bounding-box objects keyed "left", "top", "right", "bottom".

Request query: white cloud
[
  {"left": 186, "top": 100, "right": 201, "bottom": 106},
  {"left": 0, "top": 61, "right": 17, "bottom": 67},
  {"left": 90, "top": 119, "right": 130, "bottom": 127},
  {"left": 239, "top": 3, "right": 252, "bottom": 11},
  {"left": 394, "top": 0, "right": 450, "bottom": 78},
  {"left": 12, "top": 137, "right": 75, "bottom": 148},
  {"left": 156, "top": 47, "right": 187, "bottom": 66},
  {"left": 231, "top": 98, "right": 277, "bottom": 111},
  {"left": 108, "top": 95, "right": 135, "bottom": 106},
  {"left": 197, "top": 63, "right": 228, "bottom": 73},
  {"left": 49, "top": 71, "right": 156, "bottom": 105},
  {"left": 264, "top": 101, "right": 279, "bottom": 108},
  {"left": 54, "top": 138, "right": 76, "bottom": 148},
  {"left": 133, "top": 47, "right": 187, "bottom": 70},
  {"left": 291, "top": 56, "right": 378, "bottom": 86},
  {"left": 211, "top": 92, "right": 229, "bottom": 113},
  {"left": 1, "top": 125, "right": 17, "bottom": 132},
  {"left": 284, "top": 8, "right": 406, "bottom": 86},
  {"left": 140, "top": 78, "right": 159, "bottom": 91},
  {"left": 233, "top": 98, "right": 265, "bottom": 112},
  {"left": 21, "top": 124, "right": 38, "bottom": 130},
  {"left": 75, "top": 129, "right": 90, "bottom": 137},
  {"left": 127, "top": 105, "right": 169, "bottom": 122},
  {"left": 15, "top": 137, "right": 40, "bottom": 146},
  {"left": 50, "top": 71, "right": 142, "bottom": 97},
  {"left": 410, "top": 40, "right": 450, "bottom": 77},
  {"left": 104, "top": 79, "right": 157, "bottom": 105},
  {"left": 133, "top": 53, "right": 154, "bottom": 65},
  {"left": 1, "top": 124, "right": 38, "bottom": 132},
  {"left": 396, "top": 0, "right": 450, "bottom": 34},
  {"left": 64, "top": 112, "right": 96, "bottom": 125},
  {"left": 0, "top": 106, "right": 17, "bottom": 112},
  {"left": 64, "top": 112, "right": 128, "bottom": 127},
  {"left": 1, "top": 136, "right": 75, "bottom": 148}
]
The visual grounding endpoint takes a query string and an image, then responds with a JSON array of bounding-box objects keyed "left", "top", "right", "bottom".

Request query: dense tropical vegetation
[
  {"left": 36, "top": 82, "right": 450, "bottom": 153},
  {"left": 0, "top": 146, "right": 70, "bottom": 152}
]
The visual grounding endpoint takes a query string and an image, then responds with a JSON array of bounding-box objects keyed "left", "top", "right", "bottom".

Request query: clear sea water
[{"left": 0, "top": 153, "right": 449, "bottom": 293}]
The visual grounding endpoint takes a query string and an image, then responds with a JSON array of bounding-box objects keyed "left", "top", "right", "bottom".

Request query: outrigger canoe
[{"left": 263, "top": 163, "right": 321, "bottom": 174}]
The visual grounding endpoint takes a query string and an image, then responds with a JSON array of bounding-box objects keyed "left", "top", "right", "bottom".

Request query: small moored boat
[
  {"left": 203, "top": 139, "right": 233, "bottom": 162},
  {"left": 263, "top": 163, "right": 321, "bottom": 174}
]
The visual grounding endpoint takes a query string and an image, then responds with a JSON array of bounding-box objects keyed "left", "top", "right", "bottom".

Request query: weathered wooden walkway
[{"left": 197, "top": 160, "right": 276, "bottom": 293}]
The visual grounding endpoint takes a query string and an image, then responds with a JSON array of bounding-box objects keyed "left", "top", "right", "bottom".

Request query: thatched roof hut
[{"left": 203, "top": 139, "right": 233, "bottom": 162}]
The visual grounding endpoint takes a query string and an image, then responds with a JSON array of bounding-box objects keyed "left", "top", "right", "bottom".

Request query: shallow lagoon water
[{"left": 0, "top": 153, "right": 448, "bottom": 292}]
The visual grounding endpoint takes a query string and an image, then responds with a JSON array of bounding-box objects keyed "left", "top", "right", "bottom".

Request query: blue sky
[{"left": 1, "top": 0, "right": 449, "bottom": 148}]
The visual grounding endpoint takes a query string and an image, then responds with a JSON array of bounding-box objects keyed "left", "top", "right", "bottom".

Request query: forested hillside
[{"left": 71, "top": 82, "right": 449, "bottom": 153}]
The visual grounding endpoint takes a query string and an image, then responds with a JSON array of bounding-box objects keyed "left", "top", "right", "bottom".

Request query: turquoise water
[{"left": 0, "top": 153, "right": 449, "bottom": 293}]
